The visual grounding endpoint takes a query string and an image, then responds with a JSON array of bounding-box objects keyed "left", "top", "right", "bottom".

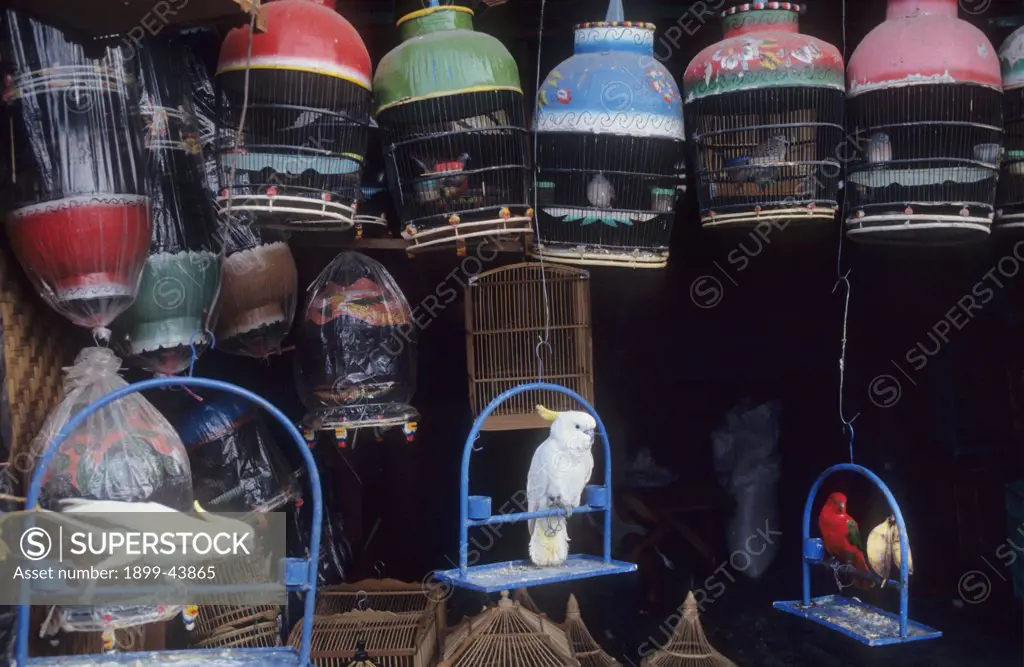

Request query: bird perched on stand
[
  {"left": 587, "top": 172, "right": 615, "bottom": 209},
  {"left": 818, "top": 491, "right": 874, "bottom": 589},
  {"left": 724, "top": 135, "right": 789, "bottom": 191},
  {"left": 527, "top": 404, "right": 596, "bottom": 567},
  {"left": 412, "top": 153, "right": 471, "bottom": 201},
  {"left": 866, "top": 515, "right": 913, "bottom": 587},
  {"left": 866, "top": 131, "right": 892, "bottom": 164}
]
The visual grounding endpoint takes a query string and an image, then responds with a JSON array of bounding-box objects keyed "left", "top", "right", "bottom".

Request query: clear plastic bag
[
  {"left": 111, "top": 36, "right": 223, "bottom": 375},
  {"left": 43, "top": 604, "right": 183, "bottom": 637},
  {"left": 215, "top": 224, "right": 298, "bottom": 358},
  {"left": 176, "top": 394, "right": 295, "bottom": 513},
  {"left": 2, "top": 11, "right": 151, "bottom": 332},
  {"left": 295, "top": 252, "right": 417, "bottom": 427},
  {"left": 34, "top": 347, "right": 193, "bottom": 511}
]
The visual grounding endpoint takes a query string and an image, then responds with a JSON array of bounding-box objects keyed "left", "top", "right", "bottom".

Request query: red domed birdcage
[
  {"left": 845, "top": 0, "right": 1003, "bottom": 244},
  {"left": 216, "top": 0, "right": 373, "bottom": 232}
]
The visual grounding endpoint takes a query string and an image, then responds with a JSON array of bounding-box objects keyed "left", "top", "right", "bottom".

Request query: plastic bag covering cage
[
  {"left": 997, "top": 27, "right": 1024, "bottom": 228},
  {"left": 533, "top": 0, "right": 684, "bottom": 268},
  {"left": 296, "top": 252, "right": 418, "bottom": 441},
  {"left": 13, "top": 375, "right": 327, "bottom": 667},
  {"left": 112, "top": 37, "right": 223, "bottom": 375},
  {"left": 216, "top": 0, "right": 373, "bottom": 231},
  {"left": 176, "top": 394, "right": 295, "bottom": 513},
  {"left": 466, "top": 263, "right": 594, "bottom": 431},
  {"left": 683, "top": 2, "right": 844, "bottom": 229},
  {"left": 33, "top": 347, "right": 193, "bottom": 510},
  {"left": 215, "top": 223, "right": 299, "bottom": 358},
  {"left": 373, "top": 5, "right": 533, "bottom": 254},
  {"left": 845, "top": 0, "right": 1003, "bottom": 245},
  {"left": 2, "top": 10, "right": 151, "bottom": 332}
]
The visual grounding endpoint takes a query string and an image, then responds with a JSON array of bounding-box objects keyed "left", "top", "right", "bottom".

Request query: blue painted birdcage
[
  {"left": 773, "top": 463, "right": 942, "bottom": 647},
  {"left": 432, "top": 382, "right": 636, "bottom": 592},
  {"left": 13, "top": 376, "right": 324, "bottom": 666}
]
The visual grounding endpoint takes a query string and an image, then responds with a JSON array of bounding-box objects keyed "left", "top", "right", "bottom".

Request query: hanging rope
[{"left": 531, "top": 0, "right": 553, "bottom": 383}]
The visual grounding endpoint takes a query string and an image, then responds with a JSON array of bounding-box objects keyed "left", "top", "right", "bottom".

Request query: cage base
[
  {"left": 25, "top": 647, "right": 301, "bottom": 666},
  {"left": 479, "top": 413, "right": 556, "bottom": 431},
  {"left": 434, "top": 554, "right": 637, "bottom": 593},
  {"left": 404, "top": 215, "right": 533, "bottom": 253},
  {"left": 530, "top": 244, "right": 668, "bottom": 269},
  {"left": 701, "top": 206, "right": 837, "bottom": 228},
  {"left": 773, "top": 595, "right": 942, "bottom": 647},
  {"left": 846, "top": 215, "right": 991, "bottom": 245}
]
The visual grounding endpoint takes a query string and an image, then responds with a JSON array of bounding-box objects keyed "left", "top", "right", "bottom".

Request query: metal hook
[
  {"left": 373, "top": 561, "right": 385, "bottom": 579},
  {"left": 471, "top": 432, "right": 483, "bottom": 452},
  {"left": 356, "top": 590, "right": 368, "bottom": 612}
]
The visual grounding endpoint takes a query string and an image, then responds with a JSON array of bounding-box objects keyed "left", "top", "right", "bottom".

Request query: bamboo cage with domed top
[
  {"left": 465, "top": 263, "right": 594, "bottom": 431},
  {"left": 640, "top": 592, "right": 737, "bottom": 667},
  {"left": 561, "top": 595, "right": 619, "bottom": 667}
]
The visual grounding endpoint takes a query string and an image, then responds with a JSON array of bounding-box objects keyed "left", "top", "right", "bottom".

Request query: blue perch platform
[
  {"left": 435, "top": 554, "right": 637, "bottom": 593},
  {"left": 773, "top": 595, "right": 942, "bottom": 647}
]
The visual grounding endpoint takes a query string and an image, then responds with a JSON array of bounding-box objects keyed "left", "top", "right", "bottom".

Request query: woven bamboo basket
[
  {"left": 289, "top": 578, "right": 441, "bottom": 667},
  {"left": 190, "top": 551, "right": 284, "bottom": 644},
  {"left": 465, "top": 263, "right": 594, "bottom": 431}
]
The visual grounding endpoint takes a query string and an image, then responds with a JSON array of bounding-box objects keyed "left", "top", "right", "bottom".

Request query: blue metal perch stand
[
  {"left": 773, "top": 463, "right": 941, "bottom": 647},
  {"left": 433, "top": 382, "right": 636, "bottom": 592},
  {"left": 15, "top": 376, "right": 324, "bottom": 667}
]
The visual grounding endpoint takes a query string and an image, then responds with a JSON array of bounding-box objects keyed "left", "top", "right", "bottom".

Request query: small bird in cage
[
  {"left": 527, "top": 405, "right": 596, "bottom": 567},
  {"left": 724, "top": 135, "right": 789, "bottom": 190},
  {"left": 866, "top": 131, "right": 892, "bottom": 164},
  {"left": 587, "top": 172, "right": 615, "bottom": 209},
  {"left": 866, "top": 515, "right": 913, "bottom": 587},
  {"left": 412, "top": 153, "right": 471, "bottom": 201},
  {"left": 819, "top": 491, "right": 874, "bottom": 589}
]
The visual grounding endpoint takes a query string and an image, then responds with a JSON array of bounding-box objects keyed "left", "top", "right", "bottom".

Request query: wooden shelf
[{"left": 5, "top": 0, "right": 265, "bottom": 41}]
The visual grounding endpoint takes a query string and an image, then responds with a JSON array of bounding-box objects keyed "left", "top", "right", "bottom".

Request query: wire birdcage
[
  {"left": 561, "top": 595, "right": 619, "bottom": 667},
  {"left": 997, "top": 27, "right": 1024, "bottom": 229},
  {"left": 639, "top": 592, "right": 736, "bottom": 667},
  {"left": 441, "top": 591, "right": 578, "bottom": 667},
  {"left": 845, "top": 0, "right": 1003, "bottom": 245},
  {"left": 465, "top": 263, "right": 594, "bottom": 431},
  {"left": 683, "top": 3, "right": 845, "bottom": 229},
  {"left": 215, "top": 0, "right": 373, "bottom": 232},
  {"left": 287, "top": 578, "right": 441, "bottom": 667},
  {"left": 374, "top": 5, "right": 532, "bottom": 255}
]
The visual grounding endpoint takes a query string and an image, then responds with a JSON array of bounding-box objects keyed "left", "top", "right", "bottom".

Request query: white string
[{"left": 531, "top": 0, "right": 552, "bottom": 383}]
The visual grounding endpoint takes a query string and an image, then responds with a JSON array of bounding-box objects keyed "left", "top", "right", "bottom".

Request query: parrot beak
[{"left": 584, "top": 427, "right": 595, "bottom": 441}]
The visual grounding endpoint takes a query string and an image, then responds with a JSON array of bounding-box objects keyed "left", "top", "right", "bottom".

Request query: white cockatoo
[
  {"left": 526, "top": 405, "right": 596, "bottom": 567},
  {"left": 865, "top": 515, "right": 913, "bottom": 587}
]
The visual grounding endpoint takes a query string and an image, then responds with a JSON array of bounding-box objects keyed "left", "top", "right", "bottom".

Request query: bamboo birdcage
[
  {"left": 639, "top": 592, "right": 736, "bottom": 667},
  {"left": 465, "top": 263, "right": 594, "bottom": 431},
  {"left": 287, "top": 578, "right": 441, "bottom": 667},
  {"left": 441, "top": 591, "right": 578, "bottom": 667},
  {"left": 561, "top": 595, "right": 618, "bottom": 667}
]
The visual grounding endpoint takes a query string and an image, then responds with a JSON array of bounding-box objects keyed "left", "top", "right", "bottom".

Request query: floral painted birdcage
[
  {"left": 533, "top": 0, "right": 684, "bottom": 268},
  {"left": 845, "top": 0, "right": 1003, "bottom": 244},
  {"left": 216, "top": 0, "right": 373, "bottom": 231},
  {"left": 374, "top": 2, "right": 532, "bottom": 255},
  {"left": 683, "top": 2, "right": 845, "bottom": 229},
  {"left": 441, "top": 591, "right": 578, "bottom": 667},
  {"left": 2, "top": 10, "right": 151, "bottom": 337},
  {"left": 111, "top": 37, "right": 222, "bottom": 375},
  {"left": 998, "top": 26, "right": 1024, "bottom": 228},
  {"left": 466, "top": 263, "right": 594, "bottom": 431}
]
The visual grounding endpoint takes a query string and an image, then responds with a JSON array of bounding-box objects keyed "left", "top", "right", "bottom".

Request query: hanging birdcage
[
  {"left": 533, "top": 1, "right": 684, "bottom": 268},
  {"left": 998, "top": 26, "right": 1024, "bottom": 229},
  {"left": 374, "top": 3, "right": 532, "bottom": 255},
  {"left": 2, "top": 10, "right": 151, "bottom": 335},
  {"left": 287, "top": 578, "right": 441, "bottom": 667},
  {"left": 845, "top": 0, "right": 1003, "bottom": 244},
  {"left": 111, "top": 37, "right": 222, "bottom": 375},
  {"left": 465, "top": 263, "right": 594, "bottom": 431},
  {"left": 683, "top": 2, "right": 845, "bottom": 229},
  {"left": 441, "top": 591, "right": 578, "bottom": 667},
  {"left": 640, "top": 592, "right": 736, "bottom": 667},
  {"left": 216, "top": 0, "right": 373, "bottom": 231},
  {"left": 561, "top": 595, "right": 619, "bottom": 667}
]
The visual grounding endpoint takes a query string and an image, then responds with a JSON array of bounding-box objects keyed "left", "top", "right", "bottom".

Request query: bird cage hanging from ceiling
[
  {"left": 639, "top": 592, "right": 737, "bottom": 667},
  {"left": 845, "top": 0, "right": 1003, "bottom": 245},
  {"left": 997, "top": 26, "right": 1024, "bottom": 229},
  {"left": 466, "top": 263, "right": 594, "bottom": 431},
  {"left": 441, "top": 591, "right": 578, "bottom": 667},
  {"left": 561, "top": 595, "right": 619, "bottom": 667},
  {"left": 532, "top": 0, "right": 684, "bottom": 269},
  {"left": 683, "top": 2, "right": 845, "bottom": 229},
  {"left": 373, "top": 3, "right": 533, "bottom": 255},
  {"left": 216, "top": 0, "right": 373, "bottom": 232},
  {"left": 286, "top": 578, "right": 441, "bottom": 667}
]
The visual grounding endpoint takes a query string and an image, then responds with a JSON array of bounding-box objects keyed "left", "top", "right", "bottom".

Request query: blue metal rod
[
  {"left": 459, "top": 383, "right": 613, "bottom": 576},
  {"left": 468, "top": 504, "right": 603, "bottom": 527},
  {"left": 16, "top": 377, "right": 323, "bottom": 667},
  {"left": 801, "top": 463, "right": 911, "bottom": 639}
]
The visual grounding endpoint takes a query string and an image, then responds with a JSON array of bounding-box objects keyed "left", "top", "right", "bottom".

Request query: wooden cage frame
[{"left": 465, "top": 262, "right": 594, "bottom": 431}]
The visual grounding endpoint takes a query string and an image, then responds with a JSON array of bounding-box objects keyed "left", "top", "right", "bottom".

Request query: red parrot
[{"left": 818, "top": 491, "right": 873, "bottom": 588}]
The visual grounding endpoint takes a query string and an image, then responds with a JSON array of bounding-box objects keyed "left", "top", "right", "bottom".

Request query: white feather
[{"left": 587, "top": 173, "right": 615, "bottom": 209}]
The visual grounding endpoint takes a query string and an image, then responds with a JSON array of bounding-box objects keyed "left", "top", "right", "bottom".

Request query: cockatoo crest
[{"left": 535, "top": 404, "right": 596, "bottom": 455}]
